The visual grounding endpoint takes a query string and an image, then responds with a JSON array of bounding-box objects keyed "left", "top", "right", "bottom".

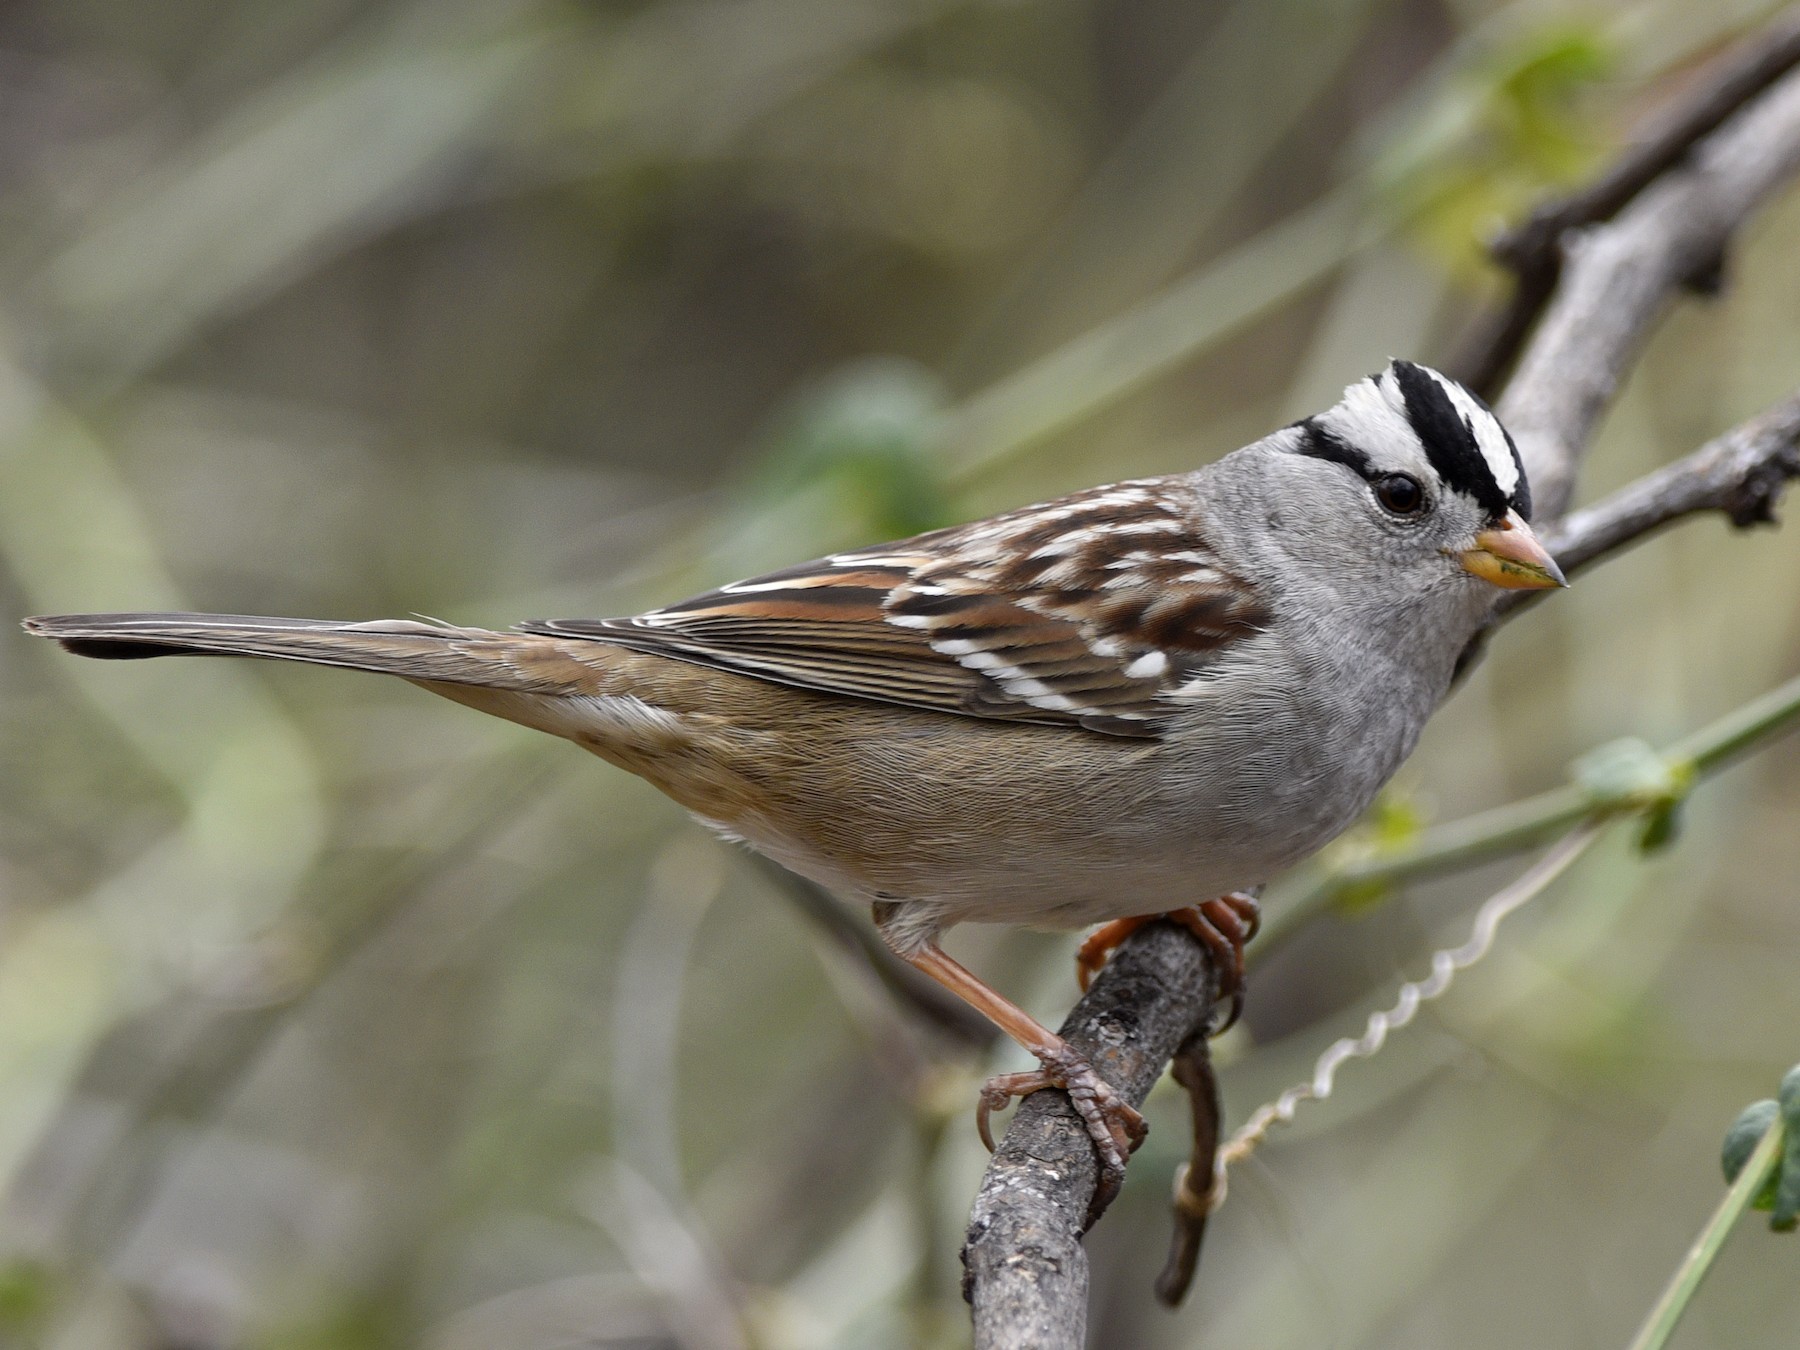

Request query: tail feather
[{"left": 21, "top": 612, "right": 562, "bottom": 691}]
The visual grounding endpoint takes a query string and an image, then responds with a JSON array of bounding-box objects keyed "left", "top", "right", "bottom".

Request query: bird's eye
[{"left": 1373, "top": 474, "right": 1426, "bottom": 516}]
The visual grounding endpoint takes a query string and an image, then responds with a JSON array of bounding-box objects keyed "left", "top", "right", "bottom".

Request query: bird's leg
[
  {"left": 1076, "top": 892, "right": 1262, "bottom": 1031},
  {"left": 876, "top": 915, "right": 1146, "bottom": 1204}
]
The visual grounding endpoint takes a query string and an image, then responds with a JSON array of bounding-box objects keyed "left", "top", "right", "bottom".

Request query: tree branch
[
  {"left": 1542, "top": 389, "right": 1800, "bottom": 573},
  {"left": 1447, "top": 387, "right": 1800, "bottom": 673},
  {"left": 1153, "top": 1030, "right": 1224, "bottom": 1307},
  {"left": 1499, "top": 57, "right": 1800, "bottom": 519},
  {"left": 1454, "top": 11, "right": 1800, "bottom": 397},
  {"left": 961, "top": 919, "right": 1220, "bottom": 1350}
]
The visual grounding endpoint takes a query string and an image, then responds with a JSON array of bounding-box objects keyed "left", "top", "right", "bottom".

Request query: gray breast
[{"left": 1153, "top": 629, "right": 1440, "bottom": 880}]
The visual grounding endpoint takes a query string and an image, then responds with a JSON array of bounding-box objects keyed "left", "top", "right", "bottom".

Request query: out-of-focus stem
[
  {"left": 1259, "top": 671, "right": 1800, "bottom": 961},
  {"left": 1626, "top": 1118, "right": 1786, "bottom": 1350}
]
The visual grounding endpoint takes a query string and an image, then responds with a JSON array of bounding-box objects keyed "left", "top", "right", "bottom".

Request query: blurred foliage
[
  {"left": 1369, "top": 18, "right": 1618, "bottom": 273},
  {"left": 0, "top": 1, "right": 1798, "bottom": 1348},
  {"left": 1325, "top": 792, "right": 1429, "bottom": 916},
  {"left": 0, "top": 1258, "right": 56, "bottom": 1341},
  {"left": 712, "top": 357, "right": 954, "bottom": 578}
]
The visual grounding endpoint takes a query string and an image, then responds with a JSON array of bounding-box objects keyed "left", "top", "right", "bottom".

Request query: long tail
[{"left": 22, "top": 612, "right": 569, "bottom": 692}]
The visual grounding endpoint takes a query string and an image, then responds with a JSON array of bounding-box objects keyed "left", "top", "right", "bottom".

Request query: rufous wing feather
[{"left": 524, "top": 480, "right": 1271, "bottom": 737}]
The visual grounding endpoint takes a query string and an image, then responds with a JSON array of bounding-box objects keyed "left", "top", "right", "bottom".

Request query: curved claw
[
  {"left": 1212, "top": 985, "right": 1246, "bottom": 1035},
  {"left": 974, "top": 1053, "right": 1147, "bottom": 1220},
  {"left": 1192, "top": 896, "right": 1252, "bottom": 1032},
  {"left": 976, "top": 1074, "right": 1032, "bottom": 1152},
  {"left": 1195, "top": 898, "right": 1248, "bottom": 983},
  {"left": 1222, "top": 890, "right": 1261, "bottom": 940}
]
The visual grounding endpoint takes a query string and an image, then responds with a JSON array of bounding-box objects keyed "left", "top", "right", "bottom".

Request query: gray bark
[
  {"left": 1545, "top": 392, "right": 1800, "bottom": 573},
  {"left": 961, "top": 920, "right": 1219, "bottom": 1350}
]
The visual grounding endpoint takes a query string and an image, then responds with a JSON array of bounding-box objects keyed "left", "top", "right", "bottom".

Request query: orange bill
[{"left": 1458, "top": 510, "right": 1567, "bottom": 590}]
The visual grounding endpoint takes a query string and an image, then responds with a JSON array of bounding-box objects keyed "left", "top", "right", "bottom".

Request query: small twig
[
  {"left": 1500, "top": 57, "right": 1800, "bottom": 520},
  {"left": 1495, "top": 13, "right": 1800, "bottom": 271},
  {"left": 1447, "top": 388, "right": 1800, "bottom": 677},
  {"left": 1543, "top": 389, "right": 1800, "bottom": 573},
  {"left": 1153, "top": 1030, "right": 1223, "bottom": 1308},
  {"left": 961, "top": 920, "right": 1220, "bottom": 1350},
  {"left": 1626, "top": 1117, "right": 1787, "bottom": 1350},
  {"left": 1454, "top": 11, "right": 1800, "bottom": 396}
]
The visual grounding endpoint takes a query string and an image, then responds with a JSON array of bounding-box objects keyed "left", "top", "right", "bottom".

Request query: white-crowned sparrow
[{"left": 25, "top": 359, "right": 1565, "bottom": 1196}]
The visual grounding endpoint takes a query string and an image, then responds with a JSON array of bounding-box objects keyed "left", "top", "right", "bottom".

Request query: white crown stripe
[{"left": 1428, "top": 369, "right": 1519, "bottom": 498}]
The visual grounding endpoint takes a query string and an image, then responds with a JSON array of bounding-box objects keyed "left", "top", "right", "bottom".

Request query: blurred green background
[{"left": 1, "top": 0, "right": 1798, "bottom": 1346}]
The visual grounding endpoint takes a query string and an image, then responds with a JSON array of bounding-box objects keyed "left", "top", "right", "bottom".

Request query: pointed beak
[{"left": 1457, "top": 510, "right": 1567, "bottom": 590}]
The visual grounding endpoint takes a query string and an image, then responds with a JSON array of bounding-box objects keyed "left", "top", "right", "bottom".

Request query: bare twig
[
  {"left": 961, "top": 920, "right": 1220, "bottom": 1350},
  {"left": 1454, "top": 11, "right": 1800, "bottom": 396},
  {"left": 1542, "top": 389, "right": 1800, "bottom": 572},
  {"left": 1153, "top": 1030, "right": 1224, "bottom": 1308},
  {"left": 1451, "top": 387, "right": 1800, "bottom": 668}
]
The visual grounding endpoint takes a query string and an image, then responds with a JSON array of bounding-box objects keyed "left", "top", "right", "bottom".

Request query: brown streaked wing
[{"left": 521, "top": 479, "right": 1270, "bottom": 737}]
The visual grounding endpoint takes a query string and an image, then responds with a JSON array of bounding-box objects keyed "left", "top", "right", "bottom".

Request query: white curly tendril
[{"left": 1183, "top": 822, "right": 1605, "bottom": 1215}]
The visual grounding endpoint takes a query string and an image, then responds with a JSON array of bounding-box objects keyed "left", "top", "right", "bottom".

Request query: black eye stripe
[{"left": 1296, "top": 418, "right": 1376, "bottom": 479}]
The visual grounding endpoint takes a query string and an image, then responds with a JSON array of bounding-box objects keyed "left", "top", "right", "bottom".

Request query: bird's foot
[
  {"left": 976, "top": 1043, "right": 1147, "bottom": 1214},
  {"left": 1075, "top": 893, "right": 1261, "bottom": 1031},
  {"left": 1075, "top": 913, "right": 1158, "bottom": 991}
]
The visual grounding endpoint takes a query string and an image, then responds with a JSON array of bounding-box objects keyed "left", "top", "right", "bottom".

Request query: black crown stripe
[{"left": 1390, "top": 360, "right": 1513, "bottom": 521}]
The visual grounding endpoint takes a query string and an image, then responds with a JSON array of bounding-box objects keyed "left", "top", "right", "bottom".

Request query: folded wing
[{"left": 523, "top": 480, "right": 1270, "bottom": 737}]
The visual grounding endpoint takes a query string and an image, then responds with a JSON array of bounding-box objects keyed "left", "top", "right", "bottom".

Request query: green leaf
[
  {"left": 1637, "top": 798, "right": 1683, "bottom": 852},
  {"left": 1570, "top": 738, "right": 1694, "bottom": 846},
  {"left": 1721, "top": 1099, "right": 1781, "bottom": 1212},
  {"left": 1776, "top": 1066, "right": 1800, "bottom": 1231}
]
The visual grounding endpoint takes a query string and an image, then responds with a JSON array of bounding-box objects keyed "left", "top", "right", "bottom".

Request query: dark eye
[{"left": 1374, "top": 474, "right": 1426, "bottom": 516}]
